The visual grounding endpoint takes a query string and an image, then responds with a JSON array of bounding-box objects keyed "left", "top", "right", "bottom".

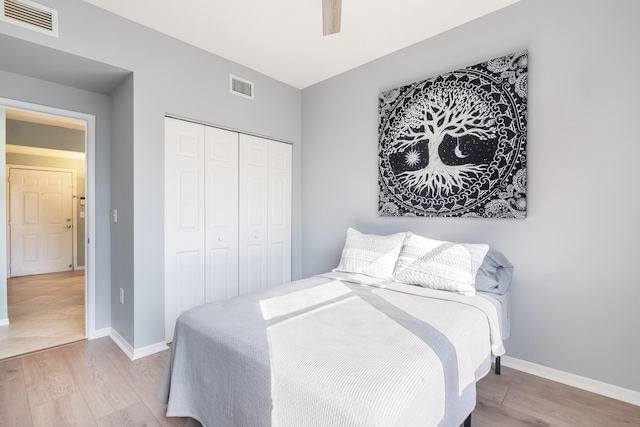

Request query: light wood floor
[
  {"left": 1, "top": 271, "right": 86, "bottom": 360},
  {"left": 474, "top": 366, "right": 640, "bottom": 427},
  {"left": 0, "top": 338, "right": 201, "bottom": 427},
  {"left": 1, "top": 338, "right": 638, "bottom": 427}
]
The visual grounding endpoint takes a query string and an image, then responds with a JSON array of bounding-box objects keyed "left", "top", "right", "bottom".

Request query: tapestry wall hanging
[{"left": 378, "top": 50, "right": 528, "bottom": 218}]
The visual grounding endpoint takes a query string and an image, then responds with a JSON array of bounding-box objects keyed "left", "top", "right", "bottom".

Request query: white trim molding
[
  {"left": 0, "top": 97, "right": 97, "bottom": 340},
  {"left": 91, "top": 327, "right": 111, "bottom": 339},
  {"left": 131, "top": 341, "right": 169, "bottom": 360},
  {"left": 502, "top": 356, "right": 640, "bottom": 407},
  {"left": 109, "top": 329, "right": 168, "bottom": 361},
  {"left": 0, "top": 317, "right": 8, "bottom": 326},
  {"left": 109, "top": 328, "right": 134, "bottom": 359}
]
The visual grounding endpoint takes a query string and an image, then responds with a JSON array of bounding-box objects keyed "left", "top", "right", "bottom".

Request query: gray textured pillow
[
  {"left": 333, "top": 228, "right": 406, "bottom": 280},
  {"left": 475, "top": 247, "right": 514, "bottom": 294},
  {"left": 393, "top": 233, "right": 489, "bottom": 296}
]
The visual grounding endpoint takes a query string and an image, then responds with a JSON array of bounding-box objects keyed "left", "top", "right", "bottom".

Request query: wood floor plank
[
  {"left": 473, "top": 397, "right": 553, "bottom": 427},
  {"left": 476, "top": 364, "right": 509, "bottom": 404},
  {"left": 503, "top": 385, "right": 640, "bottom": 427},
  {"left": 22, "top": 348, "right": 79, "bottom": 408},
  {"left": 2, "top": 270, "right": 86, "bottom": 360},
  {"left": 477, "top": 367, "right": 640, "bottom": 427},
  {"left": 95, "top": 401, "right": 162, "bottom": 427},
  {"left": 30, "top": 392, "right": 96, "bottom": 427},
  {"left": 2, "top": 338, "right": 639, "bottom": 427},
  {"left": 505, "top": 372, "right": 640, "bottom": 427},
  {"left": 61, "top": 340, "right": 141, "bottom": 420},
  {"left": 0, "top": 358, "right": 33, "bottom": 427},
  {"left": 103, "top": 343, "right": 200, "bottom": 427},
  {"left": 502, "top": 387, "right": 598, "bottom": 427}
]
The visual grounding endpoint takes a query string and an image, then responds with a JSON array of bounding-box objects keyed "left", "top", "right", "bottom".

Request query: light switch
[{"left": 113, "top": 209, "right": 118, "bottom": 223}]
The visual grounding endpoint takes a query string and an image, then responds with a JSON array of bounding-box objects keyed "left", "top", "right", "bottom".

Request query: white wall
[{"left": 301, "top": 0, "right": 640, "bottom": 392}]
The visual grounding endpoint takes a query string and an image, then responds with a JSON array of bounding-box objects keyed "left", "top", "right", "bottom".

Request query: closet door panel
[
  {"left": 268, "top": 141, "right": 292, "bottom": 287},
  {"left": 239, "top": 134, "right": 268, "bottom": 295},
  {"left": 246, "top": 244, "right": 266, "bottom": 294},
  {"left": 205, "top": 127, "right": 239, "bottom": 302},
  {"left": 176, "top": 251, "right": 202, "bottom": 315},
  {"left": 165, "top": 118, "right": 206, "bottom": 342},
  {"left": 209, "top": 248, "right": 233, "bottom": 301}
]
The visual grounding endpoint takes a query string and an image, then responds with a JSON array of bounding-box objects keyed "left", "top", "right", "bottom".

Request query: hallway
[{"left": 1, "top": 270, "right": 85, "bottom": 360}]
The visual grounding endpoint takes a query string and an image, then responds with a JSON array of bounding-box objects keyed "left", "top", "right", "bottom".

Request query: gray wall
[
  {"left": 301, "top": 0, "right": 640, "bottom": 392},
  {"left": 110, "top": 73, "right": 134, "bottom": 344},
  {"left": 0, "top": 69, "right": 112, "bottom": 330},
  {"left": 6, "top": 119, "right": 85, "bottom": 152},
  {"left": 0, "top": 0, "right": 301, "bottom": 348}
]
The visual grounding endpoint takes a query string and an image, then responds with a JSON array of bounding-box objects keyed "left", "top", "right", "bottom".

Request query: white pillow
[
  {"left": 393, "top": 233, "right": 489, "bottom": 295},
  {"left": 333, "top": 228, "right": 406, "bottom": 280}
]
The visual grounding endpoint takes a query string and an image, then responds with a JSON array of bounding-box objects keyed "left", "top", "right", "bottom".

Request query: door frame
[
  {"left": 6, "top": 165, "right": 78, "bottom": 275},
  {"left": 0, "top": 97, "right": 97, "bottom": 339}
]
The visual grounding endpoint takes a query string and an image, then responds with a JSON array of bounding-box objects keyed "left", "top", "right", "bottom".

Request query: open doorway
[{"left": 1, "top": 107, "right": 89, "bottom": 359}]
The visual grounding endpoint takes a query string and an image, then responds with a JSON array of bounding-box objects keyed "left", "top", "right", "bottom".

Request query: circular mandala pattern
[{"left": 378, "top": 50, "right": 528, "bottom": 218}]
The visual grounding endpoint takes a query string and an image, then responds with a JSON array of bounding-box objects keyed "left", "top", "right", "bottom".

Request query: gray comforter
[{"left": 159, "top": 272, "right": 504, "bottom": 427}]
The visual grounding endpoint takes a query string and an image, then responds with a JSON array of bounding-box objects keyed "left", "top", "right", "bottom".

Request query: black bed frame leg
[
  {"left": 464, "top": 413, "right": 471, "bottom": 427},
  {"left": 495, "top": 356, "right": 501, "bottom": 375}
]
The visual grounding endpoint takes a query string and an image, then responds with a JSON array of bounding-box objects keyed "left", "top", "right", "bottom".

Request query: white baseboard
[
  {"left": 108, "top": 329, "right": 168, "bottom": 361},
  {"left": 92, "top": 327, "right": 111, "bottom": 339},
  {"left": 0, "top": 318, "right": 9, "bottom": 326},
  {"left": 502, "top": 356, "right": 640, "bottom": 407},
  {"left": 109, "top": 329, "right": 135, "bottom": 359},
  {"left": 131, "top": 341, "right": 169, "bottom": 360}
]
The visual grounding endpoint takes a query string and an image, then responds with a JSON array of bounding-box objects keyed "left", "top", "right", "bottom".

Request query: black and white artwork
[{"left": 378, "top": 50, "right": 528, "bottom": 218}]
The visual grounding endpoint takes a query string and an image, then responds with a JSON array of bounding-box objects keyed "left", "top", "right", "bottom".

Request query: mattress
[{"left": 159, "top": 272, "right": 505, "bottom": 427}]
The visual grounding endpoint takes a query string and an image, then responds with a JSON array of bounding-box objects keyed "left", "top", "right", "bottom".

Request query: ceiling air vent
[
  {"left": 1, "top": 0, "right": 58, "bottom": 37},
  {"left": 230, "top": 75, "right": 254, "bottom": 100}
]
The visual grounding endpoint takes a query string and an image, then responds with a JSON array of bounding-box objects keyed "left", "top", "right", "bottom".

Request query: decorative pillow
[
  {"left": 333, "top": 228, "right": 406, "bottom": 280},
  {"left": 475, "top": 247, "right": 514, "bottom": 295},
  {"left": 392, "top": 233, "right": 489, "bottom": 295}
]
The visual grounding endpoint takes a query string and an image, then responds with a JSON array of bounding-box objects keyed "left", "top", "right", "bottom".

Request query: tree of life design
[
  {"left": 378, "top": 50, "right": 528, "bottom": 218},
  {"left": 388, "top": 82, "right": 496, "bottom": 198}
]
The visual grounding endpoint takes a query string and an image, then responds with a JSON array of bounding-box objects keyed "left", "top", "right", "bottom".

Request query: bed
[{"left": 159, "top": 229, "right": 513, "bottom": 427}]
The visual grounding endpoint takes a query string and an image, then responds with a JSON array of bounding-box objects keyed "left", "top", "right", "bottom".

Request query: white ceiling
[{"left": 81, "top": 0, "right": 520, "bottom": 89}]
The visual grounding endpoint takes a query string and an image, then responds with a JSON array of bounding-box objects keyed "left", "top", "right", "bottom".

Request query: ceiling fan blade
[{"left": 323, "top": 0, "right": 342, "bottom": 36}]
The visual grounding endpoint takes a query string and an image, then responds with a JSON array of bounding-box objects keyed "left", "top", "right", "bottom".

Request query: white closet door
[
  {"left": 267, "top": 141, "right": 292, "bottom": 287},
  {"left": 205, "top": 127, "right": 239, "bottom": 302},
  {"left": 239, "top": 134, "right": 269, "bottom": 295},
  {"left": 166, "top": 118, "right": 292, "bottom": 341},
  {"left": 165, "top": 118, "right": 206, "bottom": 342}
]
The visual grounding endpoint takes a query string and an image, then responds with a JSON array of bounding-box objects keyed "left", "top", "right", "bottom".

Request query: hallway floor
[{"left": 1, "top": 270, "right": 85, "bottom": 360}]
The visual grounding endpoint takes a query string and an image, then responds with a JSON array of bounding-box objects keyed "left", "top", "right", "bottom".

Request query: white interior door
[
  {"left": 9, "top": 168, "right": 73, "bottom": 277},
  {"left": 267, "top": 141, "right": 292, "bottom": 287},
  {"left": 239, "top": 134, "right": 269, "bottom": 295},
  {"left": 205, "top": 126, "right": 239, "bottom": 302},
  {"left": 165, "top": 118, "right": 206, "bottom": 342}
]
